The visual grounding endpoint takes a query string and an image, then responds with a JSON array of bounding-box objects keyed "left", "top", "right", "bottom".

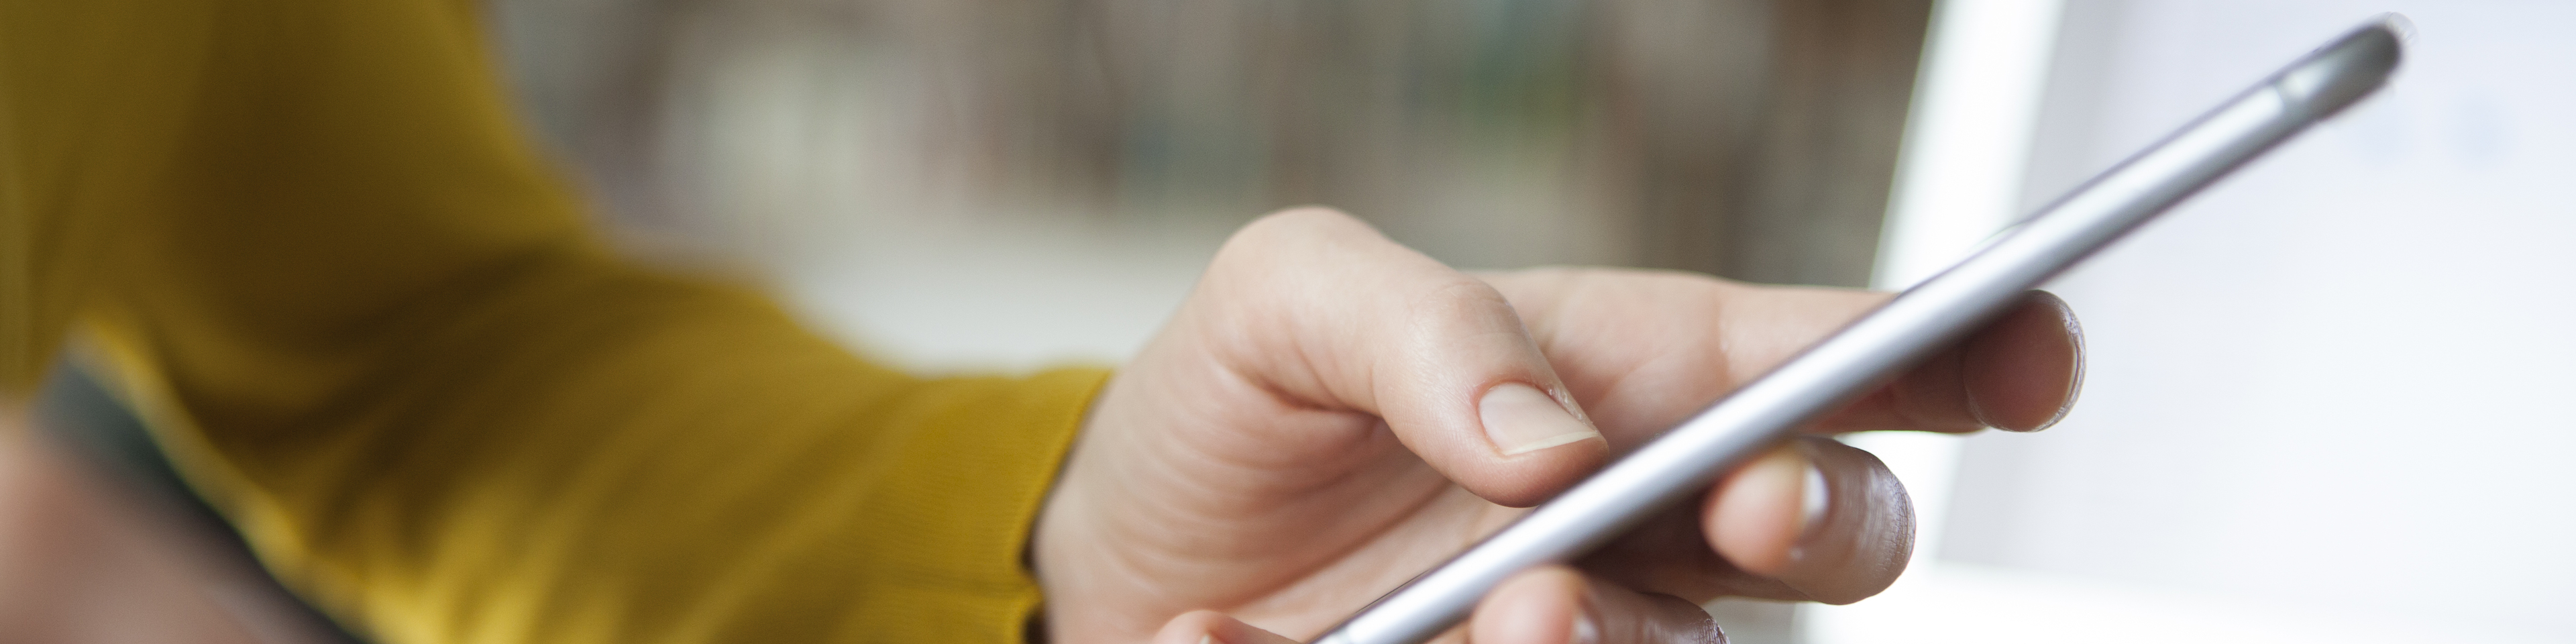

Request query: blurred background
[
  {"left": 487, "top": 0, "right": 1930, "bottom": 370},
  {"left": 6, "top": 1, "right": 2573, "bottom": 643}
]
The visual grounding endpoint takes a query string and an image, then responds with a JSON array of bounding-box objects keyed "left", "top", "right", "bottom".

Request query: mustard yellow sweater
[{"left": 0, "top": 1, "right": 1108, "bottom": 643}]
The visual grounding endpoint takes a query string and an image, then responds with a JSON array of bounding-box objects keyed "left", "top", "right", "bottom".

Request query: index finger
[
  {"left": 1483, "top": 269, "right": 2082, "bottom": 442},
  {"left": 1818, "top": 289, "right": 2083, "bottom": 433}
]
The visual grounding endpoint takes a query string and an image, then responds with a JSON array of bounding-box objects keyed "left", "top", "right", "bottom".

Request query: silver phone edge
[{"left": 1310, "top": 16, "right": 2402, "bottom": 644}]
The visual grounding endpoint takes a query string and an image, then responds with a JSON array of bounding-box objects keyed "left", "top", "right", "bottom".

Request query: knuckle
[
  {"left": 1421, "top": 276, "right": 1515, "bottom": 315},
  {"left": 1234, "top": 205, "right": 1359, "bottom": 246},
  {"left": 1407, "top": 277, "right": 1531, "bottom": 345},
  {"left": 1257, "top": 204, "right": 1358, "bottom": 227},
  {"left": 1209, "top": 207, "right": 1361, "bottom": 277}
]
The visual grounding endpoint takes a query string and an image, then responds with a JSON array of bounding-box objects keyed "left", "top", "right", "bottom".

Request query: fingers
[
  {"left": 1962, "top": 290, "right": 2084, "bottom": 431},
  {"left": 1153, "top": 568, "right": 1729, "bottom": 644},
  {"left": 1184, "top": 207, "right": 1606, "bottom": 506},
  {"left": 1484, "top": 269, "right": 2084, "bottom": 439},
  {"left": 1155, "top": 610, "right": 1301, "bottom": 644},
  {"left": 1699, "top": 437, "right": 1911, "bottom": 604},
  {"left": 1817, "top": 290, "right": 2086, "bottom": 433},
  {"left": 1151, "top": 570, "right": 1728, "bottom": 644},
  {"left": 1471, "top": 566, "right": 1724, "bottom": 644},
  {"left": 1701, "top": 445, "right": 1817, "bottom": 577}
]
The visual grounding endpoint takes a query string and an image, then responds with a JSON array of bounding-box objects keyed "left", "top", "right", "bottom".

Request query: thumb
[
  {"left": 1155, "top": 610, "right": 1301, "bottom": 644},
  {"left": 1184, "top": 207, "right": 1605, "bottom": 506}
]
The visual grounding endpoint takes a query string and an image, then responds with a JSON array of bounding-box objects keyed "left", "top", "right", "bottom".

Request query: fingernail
[
  {"left": 2018, "top": 292, "right": 2085, "bottom": 432},
  {"left": 1201, "top": 635, "right": 1220, "bottom": 644},
  {"left": 2035, "top": 294, "right": 2086, "bottom": 432},
  {"left": 1479, "top": 383, "right": 1601, "bottom": 455},
  {"left": 1800, "top": 462, "right": 1829, "bottom": 537},
  {"left": 1570, "top": 611, "right": 1601, "bottom": 644},
  {"left": 1976, "top": 292, "right": 2087, "bottom": 433}
]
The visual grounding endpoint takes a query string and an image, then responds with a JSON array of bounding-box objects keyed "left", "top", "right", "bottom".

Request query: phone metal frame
[{"left": 1313, "top": 16, "right": 2404, "bottom": 644}]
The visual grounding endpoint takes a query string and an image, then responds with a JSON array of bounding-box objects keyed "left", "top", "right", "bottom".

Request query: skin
[
  {"left": 0, "top": 411, "right": 283, "bottom": 644},
  {"left": 1036, "top": 207, "right": 2083, "bottom": 644}
]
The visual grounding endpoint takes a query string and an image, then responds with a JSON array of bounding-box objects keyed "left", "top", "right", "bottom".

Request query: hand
[{"left": 1033, "top": 208, "right": 2082, "bottom": 644}]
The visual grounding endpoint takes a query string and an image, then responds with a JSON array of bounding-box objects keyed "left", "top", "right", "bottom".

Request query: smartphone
[{"left": 1313, "top": 15, "right": 2407, "bottom": 644}]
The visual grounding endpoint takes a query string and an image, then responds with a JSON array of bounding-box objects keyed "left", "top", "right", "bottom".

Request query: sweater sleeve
[{"left": 1, "top": 1, "right": 1108, "bottom": 643}]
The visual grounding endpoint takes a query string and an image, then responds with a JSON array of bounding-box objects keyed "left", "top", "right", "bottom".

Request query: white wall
[{"left": 1826, "top": 2, "right": 2576, "bottom": 643}]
